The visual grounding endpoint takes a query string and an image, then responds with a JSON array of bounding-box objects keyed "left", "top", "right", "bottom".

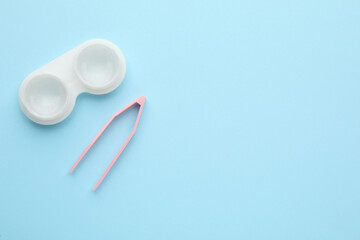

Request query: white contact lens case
[{"left": 18, "top": 39, "right": 126, "bottom": 125}]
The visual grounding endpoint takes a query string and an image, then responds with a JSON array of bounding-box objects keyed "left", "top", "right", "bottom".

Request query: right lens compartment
[{"left": 76, "top": 44, "right": 121, "bottom": 92}]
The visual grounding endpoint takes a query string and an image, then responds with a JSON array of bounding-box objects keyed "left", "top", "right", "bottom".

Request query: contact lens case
[{"left": 18, "top": 39, "right": 126, "bottom": 125}]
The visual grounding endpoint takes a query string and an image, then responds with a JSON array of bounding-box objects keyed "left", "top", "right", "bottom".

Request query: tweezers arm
[{"left": 92, "top": 100, "right": 145, "bottom": 191}]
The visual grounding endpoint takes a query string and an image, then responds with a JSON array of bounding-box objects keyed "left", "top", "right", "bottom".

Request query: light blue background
[{"left": 0, "top": 0, "right": 360, "bottom": 239}]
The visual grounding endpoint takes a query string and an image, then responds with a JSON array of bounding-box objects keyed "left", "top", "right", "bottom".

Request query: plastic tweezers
[{"left": 69, "top": 95, "right": 146, "bottom": 191}]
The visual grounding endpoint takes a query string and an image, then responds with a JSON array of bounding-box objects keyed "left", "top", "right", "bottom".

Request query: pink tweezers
[{"left": 69, "top": 95, "right": 146, "bottom": 191}]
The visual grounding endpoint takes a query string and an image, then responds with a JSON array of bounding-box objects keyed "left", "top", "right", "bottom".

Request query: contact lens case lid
[{"left": 18, "top": 39, "right": 126, "bottom": 125}]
